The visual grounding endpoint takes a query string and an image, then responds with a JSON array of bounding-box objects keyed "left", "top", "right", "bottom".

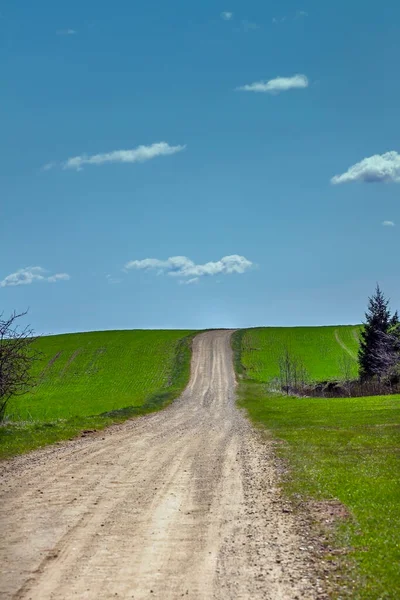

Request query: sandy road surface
[{"left": 0, "top": 331, "right": 319, "bottom": 599}]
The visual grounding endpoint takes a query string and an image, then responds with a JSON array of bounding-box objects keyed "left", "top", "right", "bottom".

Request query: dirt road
[{"left": 0, "top": 331, "right": 320, "bottom": 599}]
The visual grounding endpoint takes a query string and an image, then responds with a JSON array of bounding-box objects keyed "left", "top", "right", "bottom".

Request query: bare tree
[
  {"left": 278, "top": 347, "right": 309, "bottom": 395},
  {"left": 278, "top": 347, "right": 292, "bottom": 394},
  {"left": 338, "top": 352, "right": 354, "bottom": 396},
  {"left": 0, "top": 311, "right": 40, "bottom": 421},
  {"left": 370, "top": 329, "right": 400, "bottom": 380}
]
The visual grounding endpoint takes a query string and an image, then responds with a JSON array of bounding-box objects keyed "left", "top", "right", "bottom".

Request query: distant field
[
  {"left": 239, "top": 325, "right": 361, "bottom": 382},
  {"left": 1, "top": 330, "right": 195, "bottom": 458}
]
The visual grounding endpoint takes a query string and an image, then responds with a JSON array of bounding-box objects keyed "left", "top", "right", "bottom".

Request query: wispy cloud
[
  {"left": 106, "top": 274, "right": 122, "bottom": 285},
  {"left": 57, "top": 29, "right": 77, "bottom": 35},
  {"left": 331, "top": 151, "right": 400, "bottom": 184},
  {"left": 44, "top": 142, "right": 186, "bottom": 172},
  {"left": 42, "top": 161, "right": 57, "bottom": 171},
  {"left": 0, "top": 267, "right": 70, "bottom": 288},
  {"left": 125, "top": 255, "right": 253, "bottom": 282},
  {"left": 179, "top": 277, "right": 200, "bottom": 285},
  {"left": 273, "top": 11, "right": 308, "bottom": 23},
  {"left": 382, "top": 220, "right": 395, "bottom": 227},
  {"left": 47, "top": 273, "right": 70, "bottom": 282},
  {"left": 221, "top": 11, "right": 233, "bottom": 21},
  {"left": 237, "top": 74, "right": 309, "bottom": 94},
  {"left": 241, "top": 20, "right": 259, "bottom": 31}
]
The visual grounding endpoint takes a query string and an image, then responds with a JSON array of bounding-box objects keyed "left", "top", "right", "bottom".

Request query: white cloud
[
  {"left": 237, "top": 74, "right": 309, "bottom": 94},
  {"left": 295, "top": 10, "right": 308, "bottom": 18},
  {"left": 0, "top": 267, "right": 70, "bottom": 288},
  {"left": 382, "top": 220, "right": 395, "bottom": 227},
  {"left": 331, "top": 152, "right": 400, "bottom": 185},
  {"left": 45, "top": 142, "right": 186, "bottom": 171},
  {"left": 221, "top": 11, "right": 233, "bottom": 20},
  {"left": 125, "top": 255, "right": 253, "bottom": 281},
  {"left": 57, "top": 29, "right": 77, "bottom": 35}
]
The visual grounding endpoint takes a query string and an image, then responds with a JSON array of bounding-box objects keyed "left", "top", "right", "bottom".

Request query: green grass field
[
  {"left": 239, "top": 325, "right": 361, "bottom": 382},
  {"left": 234, "top": 328, "right": 400, "bottom": 599},
  {"left": 1, "top": 329, "right": 195, "bottom": 458}
]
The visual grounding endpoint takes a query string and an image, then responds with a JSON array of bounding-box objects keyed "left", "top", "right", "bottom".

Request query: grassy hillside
[
  {"left": 239, "top": 325, "right": 361, "bottom": 382},
  {"left": 7, "top": 330, "right": 194, "bottom": 421},
  {"left": 1, "top": 329, "right": 195, "bottom": 458},
  {"left": 234, "top": 328, "right": 400, "bottom": 599}
]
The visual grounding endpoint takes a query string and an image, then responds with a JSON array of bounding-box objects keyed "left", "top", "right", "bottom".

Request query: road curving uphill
[{"left": 0, "top": 330, "right": 320, "bottom": 599}]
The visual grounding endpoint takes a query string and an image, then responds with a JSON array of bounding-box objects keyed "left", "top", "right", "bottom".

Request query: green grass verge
[
  {"left": 241, "top": 325, "right": 361, "bottom": 382},
  {"left": 0, "top": 330, "right": 196, "bottom": 459},
  {"left": 233, "top": 330, "right": 400, "bottom": 599}
]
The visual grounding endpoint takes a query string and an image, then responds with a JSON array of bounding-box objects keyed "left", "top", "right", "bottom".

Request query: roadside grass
[
  {"left": 0, "top": 330, "right": 195, "bottom": 459},
  {"left": 240, "top": 325, "right": 361, "bottom": 382},
  {"left": 233, "top": 329, "right": 400, "bottom": 599}
]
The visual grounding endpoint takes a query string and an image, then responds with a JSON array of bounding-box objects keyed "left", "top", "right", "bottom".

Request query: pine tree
[
  {"left": 358, "top": 285, "right": 393, "bottom": 380},
  {"left": 390, "top": 310, "right": 399, "bottom": 328}
]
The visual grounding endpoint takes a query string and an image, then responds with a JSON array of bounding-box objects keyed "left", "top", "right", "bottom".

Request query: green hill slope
[
  {"left": 238, "top": 325, "right": 361, "bottom": 382},
  {"left": 8, "top": 330, "right": 195, "bottom": 422}
]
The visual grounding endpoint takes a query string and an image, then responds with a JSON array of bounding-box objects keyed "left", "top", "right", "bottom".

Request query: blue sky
[{"left": 1, "top": 0, "right": 400, "bottom": 333}]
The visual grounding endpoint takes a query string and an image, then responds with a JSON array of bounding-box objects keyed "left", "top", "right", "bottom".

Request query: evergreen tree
[
  {"left": 390, "top": 310, "right": 399, "bottom": 328},
  {"left": 358, "top": 285, "right": 393, "bottom": 380},
  {"left": 388, "top": 311, "right": 400, "bottom": 344}
]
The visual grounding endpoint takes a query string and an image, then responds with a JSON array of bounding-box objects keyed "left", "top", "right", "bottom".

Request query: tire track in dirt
[
  {"left": 334, "top": 329, "right": 357, "bottom": 360},
  {"left": 0, "top": 330, "right": 321, "bottom": 599}
]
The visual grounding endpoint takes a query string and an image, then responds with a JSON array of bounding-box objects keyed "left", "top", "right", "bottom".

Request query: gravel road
[{"left": 0, "top": 330, "right": 320, "bottom": 599}]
